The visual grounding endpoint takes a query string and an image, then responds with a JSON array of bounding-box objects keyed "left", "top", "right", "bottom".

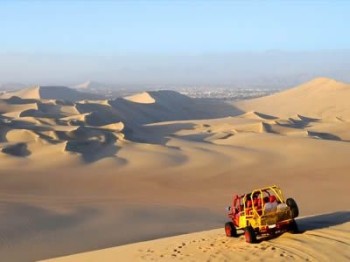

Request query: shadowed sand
[{"left": 0, "top": 78, "right": 350, "bottom": 261}]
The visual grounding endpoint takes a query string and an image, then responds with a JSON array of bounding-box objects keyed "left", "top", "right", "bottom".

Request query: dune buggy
[{"left": 225, "top": 185, "right": 299, "bottom": 243}]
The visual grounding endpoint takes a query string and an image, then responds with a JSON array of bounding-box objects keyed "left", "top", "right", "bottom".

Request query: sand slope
[
  {"left": 236, "top": 77, "right": 350, "bottom": 119},
  {"left": 124, "top": 92, "right": 156, "bottom": 104},
  {"left": 45, "top": 212, "right": 350, "bottom": 262}
]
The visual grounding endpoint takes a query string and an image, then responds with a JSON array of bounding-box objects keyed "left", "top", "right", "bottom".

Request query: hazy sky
[{"left": 0, "top": 1, "right": 349, "bottom": 86}]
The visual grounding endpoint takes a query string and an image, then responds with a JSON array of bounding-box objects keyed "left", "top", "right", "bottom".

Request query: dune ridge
[{"left": 124, "top": 92, "right": 156, "bottom": 104}]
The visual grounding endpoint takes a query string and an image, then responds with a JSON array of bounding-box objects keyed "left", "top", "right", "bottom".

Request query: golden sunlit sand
[
  {"left": 0, "top": 78, "right": 349, "bottom": 261},
  {"left": 45, "top": 213, "right": 350, "bottom": 262}
]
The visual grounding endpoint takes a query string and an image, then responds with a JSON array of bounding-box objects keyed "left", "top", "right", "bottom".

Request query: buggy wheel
[
  {"left": 289, "top": 219, "right": 299, "bottom": 234},
  {"left": 244, "top": 226, "right": 256, "bottom": 243},
  {"left": 225, "top": 222, "right": 237, "bottom": 237},
  {"left": 286, "top": 198, "right": 299, "bottom": 218}
]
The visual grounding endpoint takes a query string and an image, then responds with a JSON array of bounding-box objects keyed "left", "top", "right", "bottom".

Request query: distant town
[
  {"left": 176, "top": 86, "right": 279, "bottom": 100},
  {"left": 94, "top": 86, "right": 280, "bottom": 101}
]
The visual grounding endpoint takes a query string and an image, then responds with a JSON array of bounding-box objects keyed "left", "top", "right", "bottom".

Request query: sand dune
[
  {"left": 6, "top": 129, "right": 39, "bottom": 142},
  {"left": 0, "top": 88, "right": 128, "bottom": 163},
  {"left": 98, "top": 122, "right": 125, "bottom": 132},
  {"left": 0, "top": 80, "right": 349, "bottom": 162},
  {"left": 0, "top": 100, "right": 38, "bottom": 117},
  {"left": 3, "top": 85, "right": 41, "bottom": 99},
  {"left": 1, "top": 85, "right": 104, "bottom": 102},
  {"left": 45, "top": 212, "right": 350, "bottom": 262},
  {"left": 236, "top": 77, "right": 350, "bottom": 119},
  {"left": 0, "top": 79, "right": 350, "bottom": 261},
  {"left": 240, "top": 111, "right": 278, "bottom": 121},
  {"left": 124, "top": 92, "right": 156, "bottom": 104}
]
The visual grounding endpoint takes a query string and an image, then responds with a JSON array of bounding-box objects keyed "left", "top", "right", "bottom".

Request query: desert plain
[{"left": 0, "top": 77, "right": 349, "bottom": 261}]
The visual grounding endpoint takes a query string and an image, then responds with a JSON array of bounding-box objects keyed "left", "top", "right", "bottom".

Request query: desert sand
[
  {"left": 0, "top": 78, "right": 349, "bottom": 261},
  {"left": 45, "top": 212, "right": 350, "bottom": 261}
]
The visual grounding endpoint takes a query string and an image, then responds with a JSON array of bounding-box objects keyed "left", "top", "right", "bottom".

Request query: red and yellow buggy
[{"left": 225, "top": 185, "right": 299, "bottom": 243}]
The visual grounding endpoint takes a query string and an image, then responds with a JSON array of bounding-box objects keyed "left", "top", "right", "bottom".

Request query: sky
[{"left": 0, "top": 1, "right": 349, "bottom": 86}]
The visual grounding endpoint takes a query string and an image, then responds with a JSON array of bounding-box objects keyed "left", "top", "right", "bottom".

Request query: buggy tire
[
  {"left": 286, "top": 198, "right": 299, "bottom": 218},
  {"left": 244, "top": 226, "right": 256, "bottom": 243},
  {"left": 289, "top": 219, "right": 299, "bottom": 234},
  {"left": 225, "top": 222, "right": 237, "bottom": 237}
]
